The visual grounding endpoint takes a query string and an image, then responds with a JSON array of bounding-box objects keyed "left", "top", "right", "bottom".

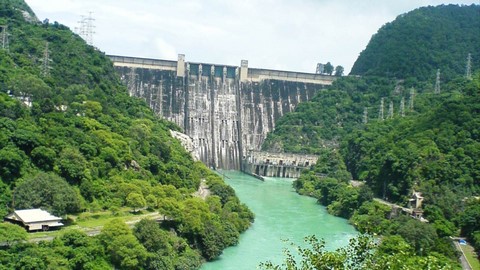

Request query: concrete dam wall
[{"left": 109, "top": 54, "right": 334, "bottom": 170}]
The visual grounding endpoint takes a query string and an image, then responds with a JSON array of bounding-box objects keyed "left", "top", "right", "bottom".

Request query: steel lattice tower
[
  {"left": 1, "top": 25, "right": 8, "bottom": 51},
  {"left": 76, "top": 12, "right": 95, "bottom": 45},
  {"left": 434, "top": 69, "right": 441, "bottom": 94},
  {"left": 363, "top": 107, "right": 368, "bottom": 124},
  {"left": 41, "top": 42, "right": 52, "bottom": 77},
  {"left": 379, "top": 98, "right": 384, "bottom": 121},
  {"left": 409, "top": 88, "right": 415, "bottom": 110},
  {"left": 400, "top": 97, "right": 405, "bottom": 117},
  {"left": 466, "top": 53, "right": 472, "bottom": 80},
  {"left": 388, "top": 101, "right": 394, "bottom": 119}
]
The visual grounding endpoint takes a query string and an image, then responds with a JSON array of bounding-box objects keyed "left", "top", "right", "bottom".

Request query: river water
[{"left": 201, "top": 171, "right": 357, "bottom": 270}]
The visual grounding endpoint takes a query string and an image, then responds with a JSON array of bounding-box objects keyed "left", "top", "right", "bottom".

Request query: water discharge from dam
[{"left": 201, "top": 171, "right": 357, "bottom": 270}]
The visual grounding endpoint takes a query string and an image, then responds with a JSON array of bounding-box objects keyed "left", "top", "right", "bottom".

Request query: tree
[
  {"left": 0, "top": 222, "right": 27, "bottom": 246},
  {"left": 260, "top": 235, "right": 375, "bottom": 270},
  {"left": 0, "top": 180, "right": 12, "bottom": 217},
  {"left": 157, "top": 197, "right": 181, "bottom": 220},
  {"left": 59, "top": 230, "right": 110, "bottom": 270},
  {"left": 396, "top": 218, "right": 438, "bottom": 256},
  {"left": 0, "top": 145, "right": 25, "bottom": 183},
  {"left": 334, "top": 65, "right": 344, "bottom": 76},
  {"left": 260, "top": 234, "right": 457, "bottom": 270},
  {"left": 458, "top": 200, "right": 480, "bottom": 243},
  {"left": 324, "top": 62, "right": 334, "bottom": 75},
  {"left": 133, "top": 219, "right": 172, "bottom": 253},
  {"left": 145, "top": 194, "right": 157, "bottom": 210},
  {"left": 126, "top": 192, "right": 146, "bottom": 212},
  {"left": 56, "top": 147, "right": 88, "bottom": 184},
  {"left": 107, "top": 234, "right": 148, "bottom": 269},
  {"left": 14, "top": 172, "right": 81, "bottom": 215},
  {"left": 99, "top": 219, "right": 147, "bottom": 270},
  {"left": 31, "top": 146, "right": 56, "bottom": 171}
]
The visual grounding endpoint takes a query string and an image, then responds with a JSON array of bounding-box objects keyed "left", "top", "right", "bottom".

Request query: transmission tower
[
  {"left": 316, "top": 63, "right": 324, "bottom": 74},
  {"left": 363, "top": 107, "right": 368, "bottom": 124},
  {"left": 41, "top": 42, "right": 52, "bottom": 77},
  {"left": 379, "top": 98, "right": 384, "bottom": 121},
  {"left": 76, "top": 12, "right": 95, "bottom": 45},
  {"left": 466, "top": 53, "right": 472, "bottom": 80},
  {"left": 0, "top": 25, "right": 9, "bottom": 51},
  {"left": 409, "top": 88, "right": 415, "bottom": 110},
  {"left": 126, "top": 68, "right": 138, "bottom": 96},
  {"left": 388, "top": 101, "right": 394, "bottom": 119},
  {"left": 400, "top": 97, "right": 405, "bottom": 117},
  {"left": 434, "top": 69, "right": 441, "bottom": 94}
]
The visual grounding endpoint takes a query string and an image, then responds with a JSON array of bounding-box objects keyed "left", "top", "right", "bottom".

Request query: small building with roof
[{"left": 4, "top": 209, "right": 63, "bottom": 232}]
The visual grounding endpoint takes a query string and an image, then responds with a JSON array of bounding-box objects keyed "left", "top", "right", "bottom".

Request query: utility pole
[
  {"left": 400, "top": 97, "right": 405, "bottom": 117},
  {"left": 41, "top": 41, "right": 52, "bottom": 77},
  {"left": 379, "top": 98, "right": 384, "bottom": 121},
  {"left": 466, "top": 53, "right": 472, "bottom": 80},
  {"left": 0, "top": 25, "right": 8, "bottom": 51},
  {"left": 363, "top": 107, "right": 368, "bottom": 124},
  {"left": 434, "top": 69, "right": 441, "bottom": 94}
]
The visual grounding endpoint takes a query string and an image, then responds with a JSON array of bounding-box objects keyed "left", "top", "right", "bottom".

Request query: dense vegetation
[
  {"left": 262, "top": 76, "right": 397, "bottom": 153},
  {"left": 0, "top": 1, "right": 253, "bottom": 268},
  {"left": 261, "top": 234, "right": 459, "bottom": 270},
  {"left": 350, "top": 4, "right": 480, "bottom": 81},
  {"left": 263, "top": 3, "right": 480, "bottom": 268},
  {"left": 280, "top": 71, "right": 480, "bottom": 268}
]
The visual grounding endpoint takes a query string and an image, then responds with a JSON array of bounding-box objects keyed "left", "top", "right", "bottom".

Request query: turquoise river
[{"left": 201, "top": 171, "right": 357, "bottom": 270}]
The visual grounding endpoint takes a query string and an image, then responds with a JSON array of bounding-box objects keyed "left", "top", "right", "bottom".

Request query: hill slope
[
  {"left": 262, "top": 3, "right": 480, "bottom": 263},
  {"left": 0, "top": 1, "right": 253, "bottom": 268},
  {"left": 350, "top": 4, "right": 480, "bottom": 81}
]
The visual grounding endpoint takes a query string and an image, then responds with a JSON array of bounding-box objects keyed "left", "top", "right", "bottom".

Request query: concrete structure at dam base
[{"left": 242, "top": 151, "right": 318, "bottom": 179}]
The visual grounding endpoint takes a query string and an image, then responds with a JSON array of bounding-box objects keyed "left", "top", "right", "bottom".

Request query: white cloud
[
  {"left": 154, "top": 38, "right": 177, "bottom": 60},
  {"left": 25, "top": 0, "right": 479, "bottom": 73}
]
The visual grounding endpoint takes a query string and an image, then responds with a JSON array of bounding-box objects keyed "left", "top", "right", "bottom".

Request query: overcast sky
[{"left": 25, "top": 0, "right": 478, "bottom": 74}]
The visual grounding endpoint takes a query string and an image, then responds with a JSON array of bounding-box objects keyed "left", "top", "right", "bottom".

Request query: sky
[{"left": 25, "top": 0, "right": 479, "bottom": 74}]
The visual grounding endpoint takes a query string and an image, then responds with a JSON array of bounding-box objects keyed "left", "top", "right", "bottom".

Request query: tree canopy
[
  {"left": 0, "top": 0, "right": 253, "bottom": 266},
  {"left": 350, "top": 5, "right": 480, "bottom": 81}
]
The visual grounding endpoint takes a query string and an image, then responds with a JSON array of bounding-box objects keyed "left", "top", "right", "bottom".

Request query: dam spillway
[{"left": 109, "top": 54, "right": 334, "bottom": 170}]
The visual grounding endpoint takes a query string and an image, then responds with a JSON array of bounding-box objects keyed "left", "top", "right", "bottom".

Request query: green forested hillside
[
  {"left": 262, "top": 3, "right": 480, "bottom": 267},
  {"left": 350, "top": 4, "right": 480, "bottom": 81},
  {"left": 0, "top": 1, "right": 252, "bottom": 269},
  {"left": 262, "top": 76, "right": 397, "bottom": 153}
]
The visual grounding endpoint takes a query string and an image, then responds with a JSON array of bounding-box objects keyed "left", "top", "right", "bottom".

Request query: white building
[{"left": 5, "top": 209, "right": 63, "bottom": 231}]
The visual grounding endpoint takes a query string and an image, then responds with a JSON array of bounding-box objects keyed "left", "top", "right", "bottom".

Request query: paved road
[{"left": 452, "top": 238, "right": 473, "bottom": 270}]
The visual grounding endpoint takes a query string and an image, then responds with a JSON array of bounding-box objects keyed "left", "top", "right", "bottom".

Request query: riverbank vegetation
[
  {"left": 0, "top": 1, "right": 253, "bottom": 268},
  {"left": 263, "top": 4, "right": 480, "bottom": 268}
]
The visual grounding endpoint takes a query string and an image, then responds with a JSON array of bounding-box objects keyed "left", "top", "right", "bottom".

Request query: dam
[{"left": 109, "top": 54, "right": 334, "bottom": 171}]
